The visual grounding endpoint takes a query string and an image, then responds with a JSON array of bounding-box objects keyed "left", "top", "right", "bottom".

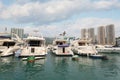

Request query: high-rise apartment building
[
  {"left": 11, "top": 28, "right": 24, "bottom": 39},
  {"left": 106, "top": 24, "right": 115, "bottom": 45},
  {"left": 88, "top": 28, "right": 95, "bottom": 44},
  {"left": 81, "top": 28, "right": 87, "bottom": 39},
  {"left": 97, "top": 26, "right": 106, "bottom": 45}
]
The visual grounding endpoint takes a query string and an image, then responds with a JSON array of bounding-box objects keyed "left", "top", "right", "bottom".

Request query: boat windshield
[
  {"left": 56, "top": 41, "right": 66, "bottom": 45},
  {"left": 28, "top": 40, "right": 44, "bottom": 46},
  {"left": 0, "top": 36, "right": 11, "bottom": 39},
  {"left": 2, "top": 42, "right": 16, "bottom": 46},
  {"left": 78, "top": 42, "right": 85, "bottom": 46}
]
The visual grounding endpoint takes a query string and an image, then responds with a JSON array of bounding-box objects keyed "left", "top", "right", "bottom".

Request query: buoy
[{"left": 72, "top": 55, "right": 79, "bottom": 61}]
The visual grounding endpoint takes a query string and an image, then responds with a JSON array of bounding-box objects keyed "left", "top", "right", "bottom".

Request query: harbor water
[{"left": 0, "top": 52, "right": 120, "bottom": 80}]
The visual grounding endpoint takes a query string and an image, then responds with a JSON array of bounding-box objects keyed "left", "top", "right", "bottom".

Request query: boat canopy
[
  {"left": 78, "top": 39, "right": 90, "bottom": 46},
  {"left": 58, "top": 44, "right": 69, "bottom": 47}
]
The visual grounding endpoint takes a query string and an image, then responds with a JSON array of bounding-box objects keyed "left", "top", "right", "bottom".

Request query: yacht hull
[
  {"left": 19, "top": 47, "right": 47, "bottom": 57},
  {"left": 51, "top": 46, "right": 73, "bottom": 56},
  {"left": 89, "top": 54, "right": 108, "bottom": 60}
]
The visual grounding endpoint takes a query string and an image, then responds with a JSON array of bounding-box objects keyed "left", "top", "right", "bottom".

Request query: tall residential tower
[
  {"left": 106, "top": 24, "right": 115, "bottom": 45},
  {"left": 88, "top": 28, "right": 95, "bottom": 44},
  {"left": 97, "top": 26, "right": 106, "bottom": 45},
  {"left": 11, "top": 28, "right": 24, "bottom": 39},
  {"left": 81, "top": 28, "right": 87, "bottom": 39}
]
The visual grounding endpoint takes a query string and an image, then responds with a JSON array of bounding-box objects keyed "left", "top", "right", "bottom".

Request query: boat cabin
[
  {"left": 0, "top": 40, "right": 16, "bottom": 47},
  {"left": 53, "top": 40, "right": 67, "bottom": 46},
  {"left": 0, "top": 33, "right": 15, "bottom": 47},
  {"left": 27, "top": 40, "right": 45, "bottom": 47},
  {"left": 78, "top": 42, "right": 86, "bottom": 46},
  {"left": 78, "top": 40, "right": 90, "bottom": 46},
  {"left": 58, "top": 44, "right": 70, "bottom": 53},
  {"left": 2, "top": 41, "right": 16, "bottom": 47}
]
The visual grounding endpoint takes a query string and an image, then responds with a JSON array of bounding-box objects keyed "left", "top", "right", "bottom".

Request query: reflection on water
[
  {"left": 98, "top": 54, "right": 120, "bottom": 79},
  {"left": 0, "top": 57, "right": 16, "bottom": 73},
  {"left": 23, "top": 59, "right": 45, "bottom": 80},
  {"left": 0, "top": 53, "right": 120, "bottom": 80},
  {"left": 0, "top": 57, "right": 20, "bottom": 80},
  {"left": 0, "top": 57, "right": 46, "bottom": 80},
  {"left": 54, "top": 57, "right": 69, "bottom": 79}
]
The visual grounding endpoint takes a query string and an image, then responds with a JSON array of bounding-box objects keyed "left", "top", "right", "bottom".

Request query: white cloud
[
  {"left": 0, "top": 2, "right": 5, "bottom": 12},
  {"left": 1, "top": 17, "right": 119, "bottom": 37},
  {"left": 93, "top": 0, "right": 117, "bottom": 10},
  {"left": 0, "top": 0, "right": 120, "bottom": 38},
  {"left": 20, "top": 17, "right": 120, "bottom": 37},
  {"left": 0, "top": 2, "right": 3, "bottom": 8},
  {"left": 0, "top": 0, "right": 120, "bottom": 24}
]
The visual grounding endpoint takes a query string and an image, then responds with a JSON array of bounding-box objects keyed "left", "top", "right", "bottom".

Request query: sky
[{"left": 0, "top": 0, "right": 120, "bottom": 37}]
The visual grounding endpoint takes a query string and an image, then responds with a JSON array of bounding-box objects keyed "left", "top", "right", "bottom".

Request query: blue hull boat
[{"left": 89, "top": 54, "right": 108, "bottom": 60}]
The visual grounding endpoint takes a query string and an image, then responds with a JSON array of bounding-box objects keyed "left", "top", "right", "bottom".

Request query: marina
[
  {"left": 0, "top": 29, "right": 120, "bottom": 80},
  {"left": 0, "top": 52, "right": 120, "bottom": 80},
  {"left": 0, "top": 0, "right": 120, "bottom": 80},
  {"left": 0, "top": 32, "right": 120, "bottom": 80},
  {"left": 0, "top": 31, "right": 119, "bottom": 80}
]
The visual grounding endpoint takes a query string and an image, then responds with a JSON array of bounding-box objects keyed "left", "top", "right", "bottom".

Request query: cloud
[
  {"left": 20, "top": 17, "right": 120, "bottom": 37},
  {"left": 0, "top": 0, "right": 120, "bottom": 25},
  {"left": 16, "top": 0, "right": 49, "bottom": 4},
  {"left": 0, "top": 17, "right": 119, "bottom": 37},
  {"left": 0, "top": 2, "right": 4, "bottom": 11},
  {"left": 0, "top": 0, "right": 120, "bottom": 37},
  {"left": 92, "top": 0, "right": 118, "bottom": 10}
]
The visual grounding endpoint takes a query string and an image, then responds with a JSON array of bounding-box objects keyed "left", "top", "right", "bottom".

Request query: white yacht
[
  {"left": 0, "top": 33, "right": 21, "bottom": 57},
  {"left": 51, "top": 35, "right": 74, "bottom": 56},
  {"left": 71, "top": 39, "right": 97, "bottom": 56},
  {"left": 19, "top": 34, "right": 47, "bottom": 57},
  {"left": 96, "top": 45, "right": 120, "bottom": 53}
]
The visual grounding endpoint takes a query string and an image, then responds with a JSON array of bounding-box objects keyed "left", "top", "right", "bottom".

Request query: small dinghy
[
  {"left": 89, "top": 54, "right": 108, "bottom": 60},
  {"left": 72, "top": 55, "right": 79, "bottom": 61}
]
